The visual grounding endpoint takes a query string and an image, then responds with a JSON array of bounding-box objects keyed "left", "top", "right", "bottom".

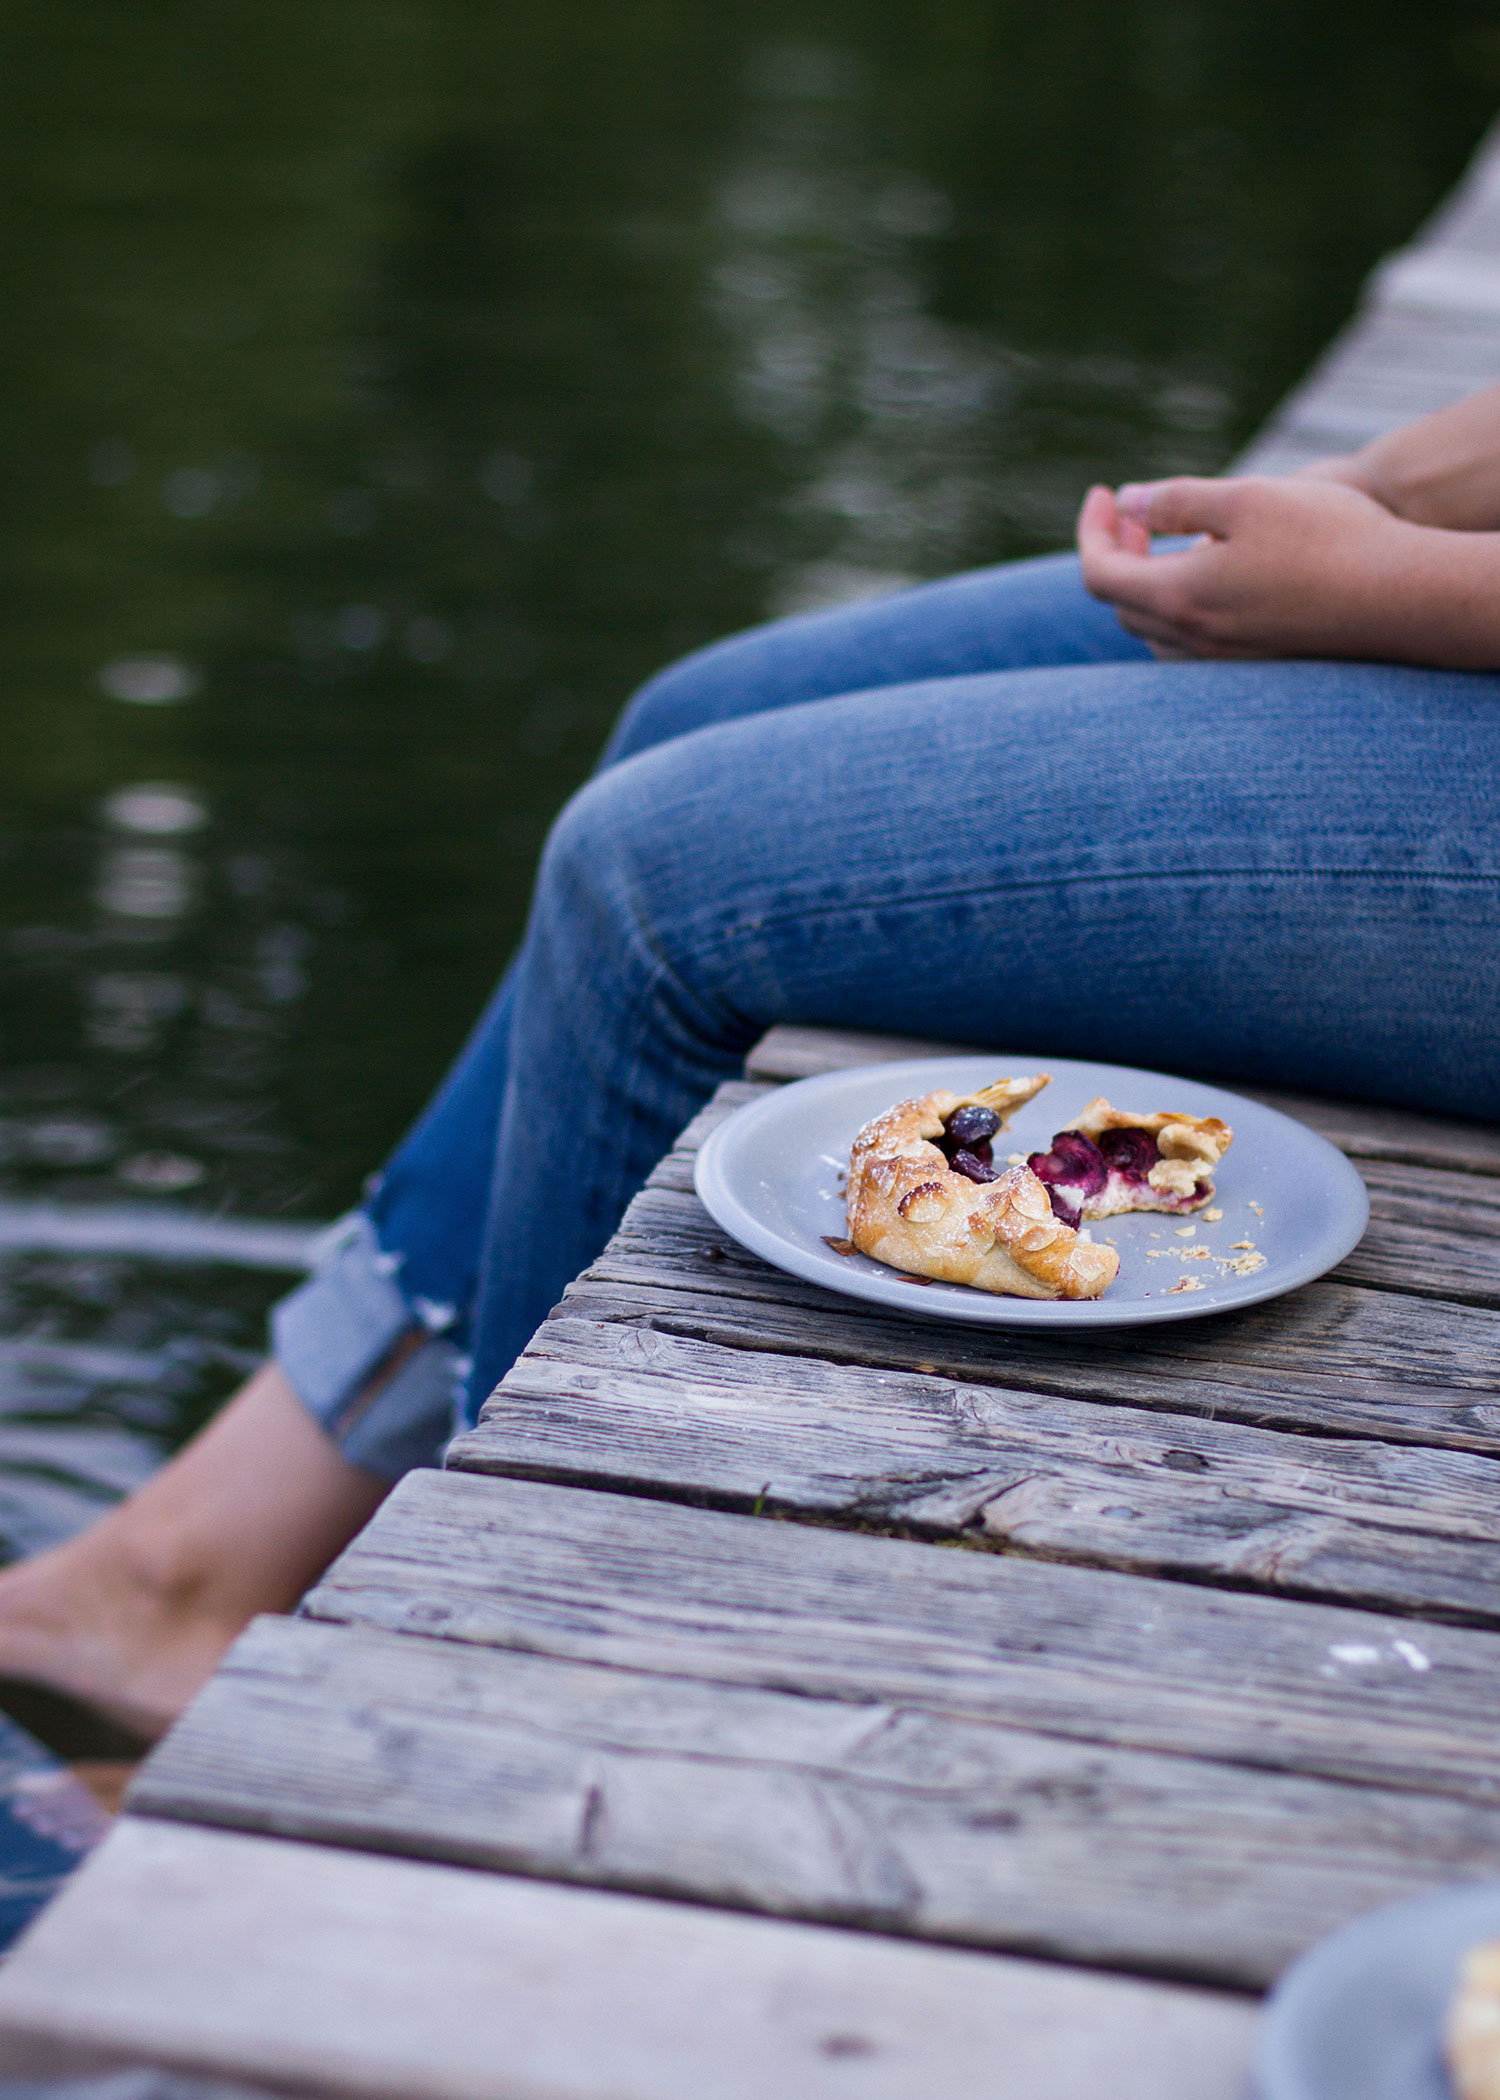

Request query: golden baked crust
[
  {"left": 846, "top": 1080, "right": 1120, "bottom": 1300},
  {"left": 1447, "top": 1941, "right": 1500, "bottom": 2100}
]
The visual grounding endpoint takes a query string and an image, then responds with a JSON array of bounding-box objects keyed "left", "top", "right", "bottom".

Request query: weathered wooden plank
[
  {"left": 133, "top": 1613, "right": 1500, "bottom": 1991},
  {"left": 0, "top": 1819, "right": 1260, "bottom": 2100},
  {"left": 451, "top": 1314, "right": 1500, "bottom": 1624},
  {"left": 1343, "top": 1157, "right": 1500, "bottom": 1303},
  {"left": 308, "top": 1469, "right": 1500, "bottom": 1806},
  {"left": 1237, "top": 305, "right": 1500, "bottom": 471},
  {"left": 581, "top": 1182, "right": 1500, "bottom": 1457},
  {"left": 744, "top": 1024, "right": 1500, "bottom": 1176}
]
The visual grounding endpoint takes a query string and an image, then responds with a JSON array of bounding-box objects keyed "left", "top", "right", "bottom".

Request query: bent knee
[{"left": 535, "top": 754, "right": 664, "bottom": 924}]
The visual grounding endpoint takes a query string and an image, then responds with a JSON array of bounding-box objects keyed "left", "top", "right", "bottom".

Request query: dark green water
[{"left": 0, "top": 0, "right": 1496, "bottom": 1546}]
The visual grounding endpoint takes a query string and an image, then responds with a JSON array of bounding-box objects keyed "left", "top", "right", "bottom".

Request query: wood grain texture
[
  {"left": 306, "top": 1469, "right": 1500, "bottom": 1806},
  {"left": 578, "top": 1180, "right": 1500, "bottom": 1457},
  {"left": 0, "top": 1818, "right": 1260, "bottom": 2100},
  {"left": 1342, "top": 1157, "right": 1500, "bottom": 1303},
  {"left": 743, "top": 1025, "right": 1500, "bottom": 1177},
  {"left": 133, "top": 1613, "right": 1500, "bottom": 1991},
  {"left": 448, "top": 1315, "right": 1500, "bottom": 1624}
]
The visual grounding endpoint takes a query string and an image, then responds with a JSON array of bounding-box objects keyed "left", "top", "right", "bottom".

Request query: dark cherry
[
  {"left": 1045, "top": 1190, "right": 1083, "bottom": 1230},
  {"left": 1097, "top": 1126, "right": 1159, "bottom": 1183},
  {"left": 944, "top": 1104, "right": 1001, "bottom": 1148},
  {"left": 950, "top": 1147, "right": 999, "bottom": 1184},
  {"left": 1026, "top": 1129, "right": 1108, "bottom": 1199}
]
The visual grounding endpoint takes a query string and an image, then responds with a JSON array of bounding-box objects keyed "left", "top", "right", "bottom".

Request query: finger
[
  {"left": 1075, "top": 482, "right": 1122, "bottom": 554},
  {"left": 1114, "top": 603, "right": 1258, "bottom": 660},
  {"left": 1077, "top": 485, "right": 1162, "bottom": 603},
  {"left": 1118, "top": 511, "right": 1151, "bottom": 556},
  {"left": 1111, "top": 605, "right": 1197, "bottom": 651},
  {"left": 1116, "top": 475, "right": 1244, "bottom": 539},
  {"left": 1080, "top": 529, "right": 1211, "bottom": 618}
]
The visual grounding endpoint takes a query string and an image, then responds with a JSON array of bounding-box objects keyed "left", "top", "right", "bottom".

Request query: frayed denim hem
[{"left": 270, "top": 1213, "right": 465, "bottom": 1481}]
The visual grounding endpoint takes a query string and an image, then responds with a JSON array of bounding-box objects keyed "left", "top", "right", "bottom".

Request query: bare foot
[
  {"left": 0, "top": 1361, "right": 391, "bottom": 1743},
  {"left": 0, "top": 1525, "right": 248, "bottom": 1742}
]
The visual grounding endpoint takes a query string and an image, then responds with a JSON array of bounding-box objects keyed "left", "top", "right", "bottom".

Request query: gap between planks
[
  {"left": 306, "top": 1468, "right": 1500, "bottom": 1811},
  {"left": 585, "top": 1078, "right": 1500, "bottom": 1460},
  {"left": 130, "top": 1610, "right": 1500, "bottom": 1993},
  {"left": 452, "top": 1312, "right": 1500, "bottom": 1629}
]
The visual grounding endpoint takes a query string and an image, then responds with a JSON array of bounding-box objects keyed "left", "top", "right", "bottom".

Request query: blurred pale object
[
  {"left": 98, "top": 656, "right": 200, "bottom": 705},
  {"left": 96, "top": 847, "right": 197, "bottom": 921},
  {"left": 118, "top": 1153, "right": 207, "bottom": 1192},
  {"left": 101, "top": 784, "right": 208, "bottom": 837}
]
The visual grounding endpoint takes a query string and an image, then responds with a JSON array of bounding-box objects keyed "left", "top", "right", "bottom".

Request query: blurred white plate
[
  {"left": 693, "top": 1054, "right": 1369, "bottom": 1330},
  {"left": 1258, "top": 1882, "right": 1500, "bottom": 2099}
]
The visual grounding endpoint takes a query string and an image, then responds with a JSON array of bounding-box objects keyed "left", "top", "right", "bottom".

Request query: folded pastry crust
[
  {"left": 846, "top": 1080, "right": 1120, "bottom": 1301},
  {"left": 1066, "top": 1097, "right": 1233, "bottom": 1206},
  {"left": 1447, "top": 1941, "right": 1500, "bottom": 2100}
]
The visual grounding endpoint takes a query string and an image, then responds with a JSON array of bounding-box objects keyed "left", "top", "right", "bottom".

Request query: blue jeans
[{"left": 270, "top": 552, "right": 1500, "bottom": 1478}]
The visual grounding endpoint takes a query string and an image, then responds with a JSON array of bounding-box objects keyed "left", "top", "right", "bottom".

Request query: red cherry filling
[
  {"left": 1025, "top": 1129, "right": 1107, "bottom": 1230},
  {"left": 1026, "top": 1122, "right": 1212, "bottom": 1225}
]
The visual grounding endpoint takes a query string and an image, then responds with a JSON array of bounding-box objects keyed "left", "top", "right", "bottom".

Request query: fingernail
[{"left": 1116, "top": 482, "right": 1155, "bottom": 522}]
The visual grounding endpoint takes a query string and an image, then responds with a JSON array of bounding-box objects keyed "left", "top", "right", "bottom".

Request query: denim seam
[{"left": 733, "top": 863, "right": 1500, "bottom": 940}]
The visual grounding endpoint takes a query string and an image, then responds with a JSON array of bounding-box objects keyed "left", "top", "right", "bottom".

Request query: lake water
[{"left": 0, "top": 0, "right": 1495, "bottom": 1551}]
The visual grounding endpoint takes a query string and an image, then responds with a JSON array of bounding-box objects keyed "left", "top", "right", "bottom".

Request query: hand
[{"left": 1076, "top": 474, "right": 1458, "bottom": 662}]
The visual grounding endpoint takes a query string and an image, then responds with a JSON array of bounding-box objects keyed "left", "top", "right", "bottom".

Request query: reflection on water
[{"left": 0, "top": 0, "right": 1495, "bottom": 1554}]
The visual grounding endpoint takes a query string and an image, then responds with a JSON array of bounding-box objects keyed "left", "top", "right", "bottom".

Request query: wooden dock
[{"left": 5, "top": 118, "right": 1500, "bottom": 2100}]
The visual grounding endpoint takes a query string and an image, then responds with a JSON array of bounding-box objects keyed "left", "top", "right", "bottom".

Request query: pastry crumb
[
  {"left": 1203, "top": 1206, "right": 1223, "bottom": 1222},
  {"left": 1175, "top": 1226, "right": 1196, "bottom": 1239},
  {"left": 1230, "top": 1240, "right": 1255, "bottom": 1251},
  {"left": 1169, "top": 1277, "right": 1205, "bottom": 1293},
  {"left": 1007, "top": 1152, "right": 1025, "bottom": 1166},
  {"left": 1248, "top": 1201, "right": 1264, "bottom": 1215},
  {"left": 1226, "top": 1251, "right": 1267, "bottom": 1276},
  {"left": 1146, "top": 1249, "right": 1162, "bottom": 1258}
]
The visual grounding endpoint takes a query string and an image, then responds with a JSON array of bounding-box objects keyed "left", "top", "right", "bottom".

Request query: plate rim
[{"left": 693, "top": 1054, "right": 1371, "bottom": 1331}]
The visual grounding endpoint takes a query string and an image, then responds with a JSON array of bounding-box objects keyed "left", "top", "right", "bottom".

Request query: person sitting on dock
[{"left": 0, "top": 381, "right": 1496, "bottom": 1751}]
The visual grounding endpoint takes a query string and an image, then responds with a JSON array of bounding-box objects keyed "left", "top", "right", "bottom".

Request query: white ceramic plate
[
  {"left": 1258, "top": 1882, "right": 1500, "bottom": 2100},
  {"left": 693, "top": 1055, "right": 1369, "bottom": 1330}
]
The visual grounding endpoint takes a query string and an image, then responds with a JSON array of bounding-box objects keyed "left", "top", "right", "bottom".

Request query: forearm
[
  {"left": 1366, "top": 520, "right": 1500, "bottom": 668},
  {"left": 1296, "top": 384, "right": 1500, "bottom": 531}
]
